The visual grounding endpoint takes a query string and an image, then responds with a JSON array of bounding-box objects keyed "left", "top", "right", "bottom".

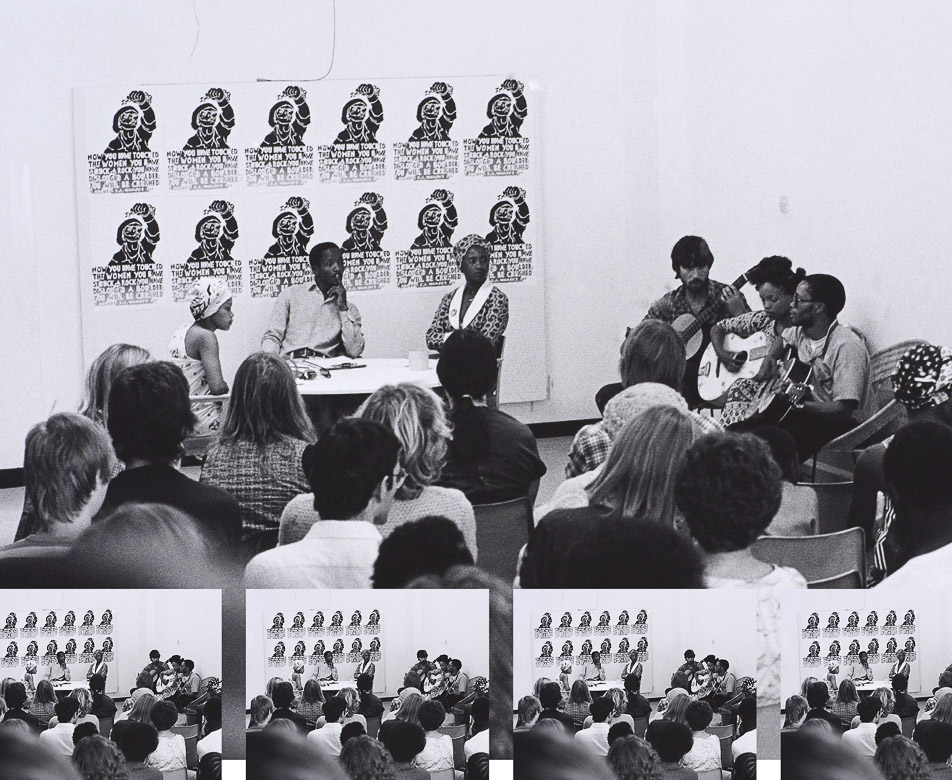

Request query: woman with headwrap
[
  {"left": 425, "top": 234, "right": 509, "bottom": 352},
  {"left": 168, "top": 277, "right": 234, "bottom": 434}
]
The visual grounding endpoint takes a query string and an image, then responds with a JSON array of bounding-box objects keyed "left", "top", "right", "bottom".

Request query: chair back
[
  {"left": 632, "top": 715, "right": 649, "bottom": 738},
  {"left": 720, "top": 734, "right": 734, "bottom": 770},
  {"left": 171, "top": 724, "right": 200, "bottom": 770},
  {"left": 697, "top": 771, "right": 722, "bottom": 780},
  {"left": 901, "top": 715, "right": 917, "bottom": 737},
  {"left": 365, "top": 715, "right": 381, "bottom": 738},
  {"left": 429, "top": 770, "right": 455, "bottom": 780},
  {"left": 439, "top": 726, "right": 467, "bottom": 769},
  {"left": 799, "top": 481, "right": 854, "bottom": 534},
  {"left": 751, "top": 527, "right": 866, "bottom": 587},
  {"left": 162, "top": 769, "right": 188, "bottom": 780},
  {"left": 97, "top": 714, "right": 114, "bottom": 738},
  {"left": 473, "top": 497, "right": 532, "bottom": 581},
  {"left": 706, "top": 723, "right": 734, "bottom": 739},
  {"left": 453, "top": 705, "right": 468, "bottom": 726},
  {"left": 808, "top": 570, "right": 863, "bottom": 589}
]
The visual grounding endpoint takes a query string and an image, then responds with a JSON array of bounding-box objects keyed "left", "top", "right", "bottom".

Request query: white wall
[
  {"left": 781, "top": 590, "right": 952, "bottom": 701},
  {"left": 0, "top": 589, "right": 222, "bottom": 696},
  {"left": 513, "top": 590, "right": 757, "bottom": 703},
  {"left": 245, "top": 589, "right": 489, "bottom": 703},
  {"left": 5, "top": 0, "right": 952, "bottom": 466}
]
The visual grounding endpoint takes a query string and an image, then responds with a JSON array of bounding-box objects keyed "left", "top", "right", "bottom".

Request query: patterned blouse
[
  {"left": 713, "top": 310, "right": 784, "bottom": 426},
  {"left": 425, "top": 285, "right": 509, "bottom": 351},
  {"left": 563, "top": 700, "right": 590, "bottom": 728}
]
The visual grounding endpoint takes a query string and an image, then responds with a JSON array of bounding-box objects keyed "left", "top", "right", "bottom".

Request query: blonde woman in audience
[
  {"left": 248, "top": 695, "right": 274, "bottom": 729},
  {"left": 116, "top": 691, "right": 155, "bottom": 724},
  {"left": 49, "top": 688, "right": 98, "bottom": 729},
  {"left": 298, "top": 680, "right": 324, "bottom": 726},
  {"left": 800, "top": 677, "right": 819, "bottom": 698},
  {"left": 651, "top": 688, "right": 690, "bottom": 722},
  {"left": 29, "top": 680, "right": 57, "bottom": 727},
  {"left": 394, "top": 691, "right": 425, "bottom": 729},
  {"left": 583, "top": 688, "right": 634, "bottom": 730},
  {"left": 661, "top": 693, "right": 692, "bottom": 727},
  {"left": 265, "top": 676, "right": 284, "bottom": 701},
  {"left": 338, "top": 687, "right": 367, "bottom": 728},
  {"left": 850, "top": 688, "right": 901, "bottom": 729},
  {"left": 383, "top": 687, "right": 423, "bottom": 723},
  {"left": 564, "top": 679, "right": 593, "bottom": 729},
  {"left": 532, "top": 677, "right": 552, "bottom": 701},
  {"left": 201, "top": 352, "right": 315, "bottom": 559},
  {"left": 415, "top": 699, "right": 454, "bottom": 772}
]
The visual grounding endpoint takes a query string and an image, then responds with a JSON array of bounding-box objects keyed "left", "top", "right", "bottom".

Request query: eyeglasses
[{"left": 792, "top": 294, "right": 818, "bottom": 306}]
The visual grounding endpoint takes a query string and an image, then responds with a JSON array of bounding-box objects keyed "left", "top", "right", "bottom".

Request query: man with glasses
[{"left": 732, "top": 273, "right": 869, "bottom": 460}]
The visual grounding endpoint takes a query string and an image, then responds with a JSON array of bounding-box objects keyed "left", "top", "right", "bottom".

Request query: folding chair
[
  {"left": 172, "top": 724, "right": 200, "bottom": 770},
  {"left": 439, "top": 724, "right": 467, "bottom": 769},
  {"left": 473, "top": 497, "right": 532, "bottom": 581},
  {"left": 751, "top": 527, "right": 866, "bottom": 587},
  {"left": 97, "top": 714, "right": 114, "bottom": 737},
  {"left": 365, "top": 715, "right": 381, "bottom": 738},
  {"left": 798, "top": 481, "right": 854, "bottom": 534},
  {"left": 901, "top": 716, "right": 917, "bottom": 737},
  {"left": 706, "top": 724, "right": 734, "bottom": 739},
  {"left": 720, "top": 735, "right": 734, "bottom": 770},
  {"left": 632, "top": 715, "right": 649, "bottom": 738}
]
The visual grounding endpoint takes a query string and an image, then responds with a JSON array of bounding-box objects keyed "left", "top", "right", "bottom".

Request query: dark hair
[
  {"left": 717, "top": 658, "right": 730, "bottom": 671},
  {"left": 303, "top": 418, "right": 401, "bottom": 519},
  {"left": 670, "top": 235, "right": 713, "bottom": 273},
  {"left": 685, "top": 700, "right": 714, "bottom": 731},
  {"left": 198, "top": 752, "right": 222, "bottom": 780},
  {"left": 608, "top": 721, "right": 634, "bottom": 745},
  {"left": 913, "top": 719, "right": 952, "bottom": 762},
  {"left": 323, "top": 696, "right": 347, "bottom": 723},
  {"left": 876, "top": 721, "right": 902, "bottom": 745},
  {"left": 465, "top": 752, "right": 491, "bottom": 780},
  {"left": 183, "top": 659, "right": 195, "bottom": 672},
  {"left": 379, "top": 719, "right": 427, "bottom": 762},
  {"left": 340, "top": 721, "right": 366, "bottom": 745},
  {"left": 309, "top": 241, "right": 340, "bottom": 273},
  {"left": 591, "top": 696, "right": 614, "bottom": 723},
  {"left": 356, "top": 673, "right": 373, "bottom": 692},
  {"left": 72, "top": 721, "right": 99, "bottom": 745},
  {"left": 419, "top": 700, "right": 446, "bottom": 731},
  {"left": 884, "top": 422, "right": 952, "bottom": 536},
  {"left": 892, "top": 674, "right": 909, "bottom": 693},
  {"left": 417, "top": 650, "right": 428, "bottom": 659},
  {"left": 540, "top": 682, "right": 562, "bottom": 709},
  {"left": 150, "top": 650, "right": 160, "bottom": 659},
  {"left": 107, "top": 362, "right": 195, "bottom": 462},
  {"left": 151, "top": 700, "right": 179, "bottom": 731},
  {"left": 645, "top": 719, "right": 694, "bottom": 763},
  {"left": 807, "top": 681, "right": 830, "bottom": 708},
  {"left": 675, "top": 433, "right": 782, "bottom": 552},
  {"left": 112, "top": 720, "right": 160, "bottom": 763},
  {"left": 5, "top": 681, "right": 26, "bottom": 709},
  {"left": 751, "top": 424, "right": 801, "bottom": 483},
  {"left": 219, "top": 352, "right": 314, "bottom": 447},
  {"left": 745, "top": 255, "right": 806, "bottom": 295},
  {"left": 168, "top": 654, "right": 182, "bottom": 665},
  {"left": 272, "top": 681, "right": 294, "bottom": 709},
  {"left": 733, "top": 752, "right": 757, "bottom": 780},
  {"left": 55, "top": 696, "right": 81, "bottom": 721},
  {"left": 472, "top": 696, "right": 489, "bottom": 724},
  {"left": 437, "top": 330, "right": 499, "bottom": 463},
  {"left": 803, "top": 274, "right": 846, "bottom": 317},
  {"left": 624, "top": 675, "right": 642, "bottom": 696},
  {"left": 858, "top": 696, "right": 881, "bottom": 722},
  {"left": 372, "top": 515, "right": 474, "bottom": 588},
  {"left": 204, "top": 696, "right": 223, "bottom": 726}
]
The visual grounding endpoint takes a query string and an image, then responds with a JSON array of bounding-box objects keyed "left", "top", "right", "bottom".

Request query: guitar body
[
  {"left": 755, "top": 357, "right": 814, "bottom": 423},
  {"left": 696, "top": 332, "right": 770, "bottom": 403}
]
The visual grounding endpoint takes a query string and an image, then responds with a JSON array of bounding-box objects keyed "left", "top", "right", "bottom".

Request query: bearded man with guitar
[
  {"left": 644, "top": 236, "right": 750, "bottom": 407},
  {"left": 730, "top": 273, "right": 870, "bottom": 461}
]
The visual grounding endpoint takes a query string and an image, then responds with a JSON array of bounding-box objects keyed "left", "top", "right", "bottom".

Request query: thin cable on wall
[{"left": 258, "top": 0, "right": 337, "bottom": 83}]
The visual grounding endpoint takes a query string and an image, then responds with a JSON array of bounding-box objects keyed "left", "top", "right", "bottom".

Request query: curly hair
[
  {"left": 340, "top": 734, "right": 395, "bottom": 780},
  {"left": 608, "top": 735, "right": 664, "bottom": 780},
  {"left": 355, "top": 383, "right": 451, "bottom": 500},
  {"left": 73, "top": 734, "right": 130, "bottom": 780},
  {"left": 675, "top": 433, "right": 782, "bottom": 552}
]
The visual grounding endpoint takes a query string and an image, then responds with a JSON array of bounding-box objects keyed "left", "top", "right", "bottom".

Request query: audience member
[
  {"left": 72, "top": 721, "right": 99, "bottom": 745},
  {"left": 246, "top": 729, "right": 349, "bottom": 780},
  {"left": 465, "top": 751, "right": 490, "bottom": 780},
  {"left": 245, "top": 418, "right": 402, "bottom": 587},
  {"left": 514, "top": 728, "right": 619, "bottom": 780},
  {"left": 575, "top": 696, "right": 613, "bottom": 756},
  {"left": 415, "top": 700, "right": 453, "bottom": 772},
  {"left": 645, "top": 719, "right": 697, "bottom": 779},
  {"left": 682, "top": 700, "right": 720, "bottom": 771},
  {"left": 198, "top": 751, "right": 222, "bottom": 780},
  {"left": 371, "top": 515, "right": 474, "bottom": 588},
  {"left": 783, "top": 728, "right": 886, "bottom": 780},
  {"left": 732, "top": 697, "right": 757, "bottom": 759},
  {"left": 516, "top": 695, "right": 541, "bottom": 731},
  {"left": 875, "top": 735, "right": 931, "bottom": 780},
  {"left": 338, "top": 688, "right": 368, "bottom": 729},
  {"left": 339, "top": 733, "right": 396, "bottom": 780},
  {"left": 463, "top": 696, "right": 490, "bottom": 760},
  {"left": 912, "top": 719, "right": 952, "bottom": 779},
  {"left": 200, "top": 352, "right": 315, "bottom": 559},
  {"left": 146, "top": 700, "right": 185, "bottom": 772},
  {"left": 38, "top": 696, "right": 80, "bottom": 756},
  {"left": 892, "top": 674, "right": 920, "bottom": 719},
  {"left": 625, "top": 675, "right": 652, "bottom": 720},
  {"left": 607, "top": 733, "right": 664, "bottom": 780},
  {"left": 378, "top": 719, "right": 428, "bottom": 780},
  {"left": 308, "top": 695, "right": 347, "bottom": 756},
  {"left": 50, "top": 689, "right": 98, "bottom": 730},
  {"left": 435, "top": 329, "right": 546, "bottom": 503},
  {"left": 876, "top": 722, "right": 902, "bottom": 746},
  {"left": 805, "top": 681, "right": 842, "bottom": 728},
  {"left": 537, "top": 681, "right": 574, "bottom": 731},
  {"left": 197, "top": 697, "right": 222, "bottom": 758},
  {"left": 118, "top": 692, "right": 156, "bottom": 726},
  {"left": 832, "top": 679, "right": 861, "bottom": 729},
  {"left": 339, "top": 722, "right": 366, "bottom": 746},
  {"left": 607, "top": 721, "right": 634, "bottom": 745},
  {"left": 249, "top": 695, "right": 274, "bottom": 729},
  {"left": 72, "top": 733, "right": 124, "bottom": 780},
  {"left": 111, "top": 719, "right": 162, "bottom": 779},
  {"left": 564, "top": 679, "right": 592, "bottom": 730},
  {"left": 29, "top": 679, "right": 58, "bottom": 727},
  {"left": 584, "top": 688, "right": 634, "bottom": 731},
  {"left": 840, "top": 697, "right": 880, "bottom": 756},
  {"left": 783, "top": 695, "right": 809, "bottom": 730}
]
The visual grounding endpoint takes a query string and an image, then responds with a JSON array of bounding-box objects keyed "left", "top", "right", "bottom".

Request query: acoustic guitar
[
  {"left": 696, "top": 331, "right": 771, "bottom": 403},
  {"left": 754, "top": 355, "right": 814, "bottom": 423},
  {"left": 669, "top": 266, "right": 760, "bottom": 360}
]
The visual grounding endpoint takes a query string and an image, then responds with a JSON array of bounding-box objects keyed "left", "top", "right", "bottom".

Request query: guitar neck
[{"left": 678, "top": 271, "right": 750, "bottom": 342}]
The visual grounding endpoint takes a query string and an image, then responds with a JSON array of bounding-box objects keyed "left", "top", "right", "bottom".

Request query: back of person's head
[
  {"left": 892, "top": 673, "right": 909, "bottom": 693},
  {"left": 250, "top": 695, "right": 274, "bottom": 727},
  {"left": 518, "top": 695, "right": 541, "bottom": 726},
  {"left": 126, "top": 692, "right": 156, "bottom": 725},
  {"left": 150, "top": 699, "right": 178, "bottom": 732},
  {"left": 302, "top": 679, "right": 324, "bottom": 704},
  {"left": 107, "top": 361, "right": 195, "bottom": 462},
  {"left": 569, "top": 679, "right": 591, "bottom": 706},
  {"left": 4, "top": 682, "right": 26, "bottom": 710},
  {"left": 339, "top": 721, "right": 366, "bottom": 745},
  {"left": 675, "top": 432, "right": 782, "bottom": 552},
  {"left": 112, "top": 719, "right": 160, "bottom": 763},
  {"left": 418, "top": 699, "right": 446, "bottom": 732},
  {"left": 746, "top": 255, "right": 806, "bottom": 295},
  {"left": 607, "top": 721, "right": 634, "bottom": 745},
  {"left": 472, "top": 695, "right": 489, "bottom": 725},
  {"left": 670, "top": 235, "right": 713, "bottom": 273},
  {"left": 586, "top": 406, "right": 695, "bottom": 526},
  {"left": 356, "top": 383, "right": 451, "bottom": 500},
  {"left": 80, "top": 343, "right": 152, "bottom": 424},
  {"left": 303, "top": 417, "right": 401, "bottom": 520},
  {"left": 876, "top": 735, "right": 930, "bottom": 780},
  {"left": 913, "top": 719, "right": 952, "bottom": 763},
  {"left": 540, "top": 681, "right": 562, "bottom": 710},
  {"left": 437, "top": 329, "right": 498, "bottom": 400},
  {"left": 372, "top": 515, "right": 474, "bottom": 587},
  {"left": 465, "top": 751, "right": 490, "bottom": 780},
  {"left": 515, "top": 729, "right": 621, "bottom": 780},
  {"left": 340, "top": 734, "right": 392, "bottom": 779},
  {"left": 803, "top": 274, "right": 847, "bottom": 318},
  {"left": 70, "top": 733, "right": 121, "bottom": 780},
  {"left": 72, "top": 721, "right": 99, "bottom": 745},
  {"left": 379, "top": 719, "right": 426, "bottom": 763},
  {"left": 784, "top": 695, "right": 809, "bottom": 727},
  {"left": 884, "top": 422, "right": 952, "bottom": 534},
  {"left": 859, "top": 696, "right": 882, "bottom": 723},
  {"left": 247, "top": 729, "right": 350, "bottom": 780},
  {"left": 198, "top": 751, "right": 222, "bottom": 780},
  {"left": 838, "top": 679, "right": 860, "bottom": 705},
  {"left": 220, "top": 352, "right": 314, "bottom": 447},
  {"left": 519, "top": 509, "right": 705, "bottom": 588},
  {"left": 137, "top": 670, "right": 154, "bottom": 688},
  {"left": 645, "top": 719, "right": 694, "bottom": 763},
  {"left": 618, "top": 320, "right": 686, "bottom": 391},
  {"left": 590, "top": 696, "right": 614, "bottom": 724},
  {"left": 663, "top": 694, "right": 691, "bottom": 726},
  {"left": 624, "top": 674, "right": 641, "bottom": 697},
  {"left": 272, "top": 681, "right": 294, "bottom": 710},
  {"left": 876, "top": 722, "right": 902, "bottom": 745},
  {"left": 685, "top": 700, "right": 714, "bottom": 731},
  {"left": 738, "top": 696, "right": 757, "bottom": 732},
  {"left": 751, "top": 424, "right": 802, "bottom": 483},
  {"left": 24, "top": 413, "right": 113, "bottom": 529},
  {"left": 607, "top": 734, "right": 663, "bottom": 780},
  {"left": 785, "top": 729, "right": 886, "bottom": 780},
  {"left": 356, "top": 673, "right": 373, "bottom": 693},
  {"left": 204, "top": 696, "right": 223, "bottom": 728},
  {"left": 54, "top": 696, "right": 80, "bottom": 722},
  {"left": 323, "top": 695, "right": 347, "bottom": 723}
]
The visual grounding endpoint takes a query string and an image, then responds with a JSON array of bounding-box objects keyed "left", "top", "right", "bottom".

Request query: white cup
[{"left": 408, "top": 350, "right": 430, "bottom": 371}]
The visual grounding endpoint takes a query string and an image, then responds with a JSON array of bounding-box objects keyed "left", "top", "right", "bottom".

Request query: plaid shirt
[
  {"left": 644, "top": 279, "right": 747, "bottom": 327},
  {"left": 566, "top": 412, "right": 723, "bottom": 478}
]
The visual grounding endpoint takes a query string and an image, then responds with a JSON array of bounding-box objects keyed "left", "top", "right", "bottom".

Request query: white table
[
  {"left": 584, "top": 680, "right": 624, "bottom": 694},
  {"left": 854, "top": 680, "right": 888, "bottom": 693},
  {"left": 294, "top": 357, "right": 440, "bottom": 396}
]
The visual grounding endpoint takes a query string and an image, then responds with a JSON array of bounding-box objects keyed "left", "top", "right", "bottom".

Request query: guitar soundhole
[{"left": 735, "top": 351, "right": 748, "bottom": 362}]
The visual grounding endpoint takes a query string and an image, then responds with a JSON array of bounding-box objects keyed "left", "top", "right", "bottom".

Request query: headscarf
[
  {"left": 188, "top": 277, "right": 231, "bottom": 321},
  {"left": 452, "top": 234, "right": 493, "bottom": 265},
  {"left": 205, "top": 677, "right": 222, "bottom": 695},
  {"left": 601, "top": 382, "right": 689, "bottom": 439},
  {"left": 892, "top": 344, "right": 952, "bottom": 410},
  {"left": 293, "top": 661, "right": 304, "bottom": 674},
  {"left": 827, "top": 661, "right": 839, "bottom": 673},
  {"left": 470, "top": 676, "right": 489, "bottom": 695}
]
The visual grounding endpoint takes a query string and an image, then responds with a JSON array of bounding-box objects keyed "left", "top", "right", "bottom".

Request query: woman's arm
[{"left": 192, "top": 328, "right": 229, "bottom": 395}]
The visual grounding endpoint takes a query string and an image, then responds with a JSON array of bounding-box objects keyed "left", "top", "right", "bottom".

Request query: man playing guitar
[
  {"left": 644, "top": 236, "right": 749, "bottom": 407},
  {"left": 731, "top": 273, "right": 870, "bottom": 461}
]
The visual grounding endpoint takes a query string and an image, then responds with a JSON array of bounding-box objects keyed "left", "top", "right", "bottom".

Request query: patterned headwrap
[
  {"left": 452, "top": 234, "right": 493, "bottom": 265},
  {"left": 560, "top": 661, "right": 572, "bottom": 673},
  {"left": 293, "top": 660, "right": 304, "bottom": 674},
  {"left": 470, "top": 676, "right": 489, "bottom": 695},
  {"left": 827, "top": 660, "right": 839, "bottom": 672},
  {"left": 188, "top": 277, "right": 232, "bottom": 321},
  {"left": 602, "top": 382, "right": 689, "bottom": 439},
  {"left": 205, "top": 676, "right": 222, "bottom": 695},
  {"left": 892, "top": 344, "right": 952, "bottom": 411}
]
